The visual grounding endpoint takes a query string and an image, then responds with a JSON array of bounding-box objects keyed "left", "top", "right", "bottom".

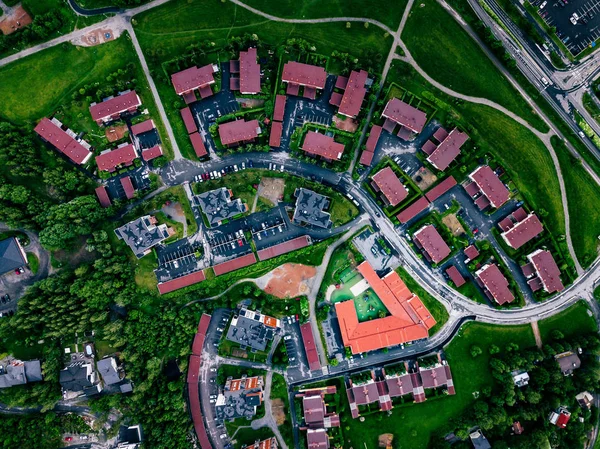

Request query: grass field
[
  {"left": 402, "top": 0, "right": 547, "bottom": 132},
  {"left": 538, "top": 301, "right": 597, "bottom": 341},
  {"left": 553, "top": 137, "right": 600, "bottom": 268},
  {"left": 26, "top": 252, "right": 39, "bottom": 275}
]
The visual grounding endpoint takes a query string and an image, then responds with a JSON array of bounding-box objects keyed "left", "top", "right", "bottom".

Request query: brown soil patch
[
  {"left": 271, "top": 398, "right": 286, "bottom": 425},
  {"left": 231, "top": 348, "right": 248, "bottom": 358},
  {"left": 80, "top": 28, "right": 115, "bottom": 47},
  {"left": 258, "top": 177, "right": 285, "bottom": 204},
  {"left": 238, "top": 98, "right": 265, "bottom": 109},
  {"left": 0, "top": 6, "right": 32, "bottom": 35},
  {"left": 105, "top": 124, "right": 128, "bottom": 142},
  {"left": 441, "top": 213, "right": 465, "bottom": 237},
  {"left": 264, "top": 263, "right": 317, "bottom": 298},
  {"left": 333, "top": 115, "right": 359, "bottom": 132},
  {"left": 378, "top": 434, "right": 394, "bottom": 448},
  {"left": 412, "top": 166, "right": 437, "bottom": 191}
]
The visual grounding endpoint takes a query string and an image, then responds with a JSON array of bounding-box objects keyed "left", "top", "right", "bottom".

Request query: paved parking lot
[
  {"left": 532, "top": 0, "right": 600, "bottom": 54},
  {"left": 352, "top": 228, "right": 397, "bottom": 271},
  {"left": 205, "top": 221, "right": 251, "bottom": 262},
  {"left": 154, "top": 238, "right": 203, "bottom": 282},
  {"left": 136, "top": 128, "right": 161, "bottom": 150},
  {"left": 105, "top": 166, "right": 150, "bottom": 201}
]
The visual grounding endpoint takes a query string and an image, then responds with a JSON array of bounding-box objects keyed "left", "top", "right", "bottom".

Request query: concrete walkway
[{"left": 249, "top": 371, "right": 289, "bottom": 449}]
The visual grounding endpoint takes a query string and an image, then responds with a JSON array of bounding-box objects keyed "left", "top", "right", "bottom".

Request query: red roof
[
  {"left": 171, "top": 65, "right": 215, "bottom": 95},
  {"left": 335, "top": 75, "right": 348, "bottom": 89},
  {"left": 239, "top": 47, "right": 261, "bottom": 94},
  {"left": 212, "top": 253, "right": 257, "bottom": 276},
  {"left": 413, "top": 225, "right": 451, "bottom": 263},
  {"left": 463, "top": 244, "right": 479, "bottom": 261},
  {"left": 469, "top": 166, "right": 510, "bottom": 208},
  {"left": 301, "top": 131, "right": 345, "bottom": 161},
  {"left": 396, "top": 197, "right": 430, "bottom": 224},
  {"left": 338, "top": 70, "right": 368, "bottom": 118},
  {"left": 180, "top": 107, "right": 197, "bottom": 134},
  {"left": 131, "top": 119, "right": 155, "bottom": 136},
  {"left": 365, "top": 125, "right": 382, "bottom": 153},
  {"left": 359, "top": 150, "right": 374, "bottom": 166},
  {"left": 382, "top": 98, "right": 427, "bottom": 133},
  {"left": 95, "top": 144, "right": 137, "bottom": 172},
  {"left": 187, "top": 380, "right": 212, "bottom": 449},
  {"left": 189, "top": 132, "right": 208, "bottom": 158},
  {"left": 425, "top": 176, "right": 457, "bottom": 202},
  {"left": 329, "top": 92, "right": 343, "bottom": 107},
  {"left": 120, "top": 176, "right": 135, "bottom": 199},
  {"left": 187, "top": 354, "right": 201, "bottom": 384},
  {"left": 426, "top": 129, "right": 468, "bottom": 171},
  {"left": 273, "top": 95, "right": 287, "bottom": 122},
  {"left": 219, "top": 119, "right": 260, "bottom": 146},
  {"left": 476, "top": 264, "right": 514, "bottom": 305},
  {"left": 335, "top": 262, "right": 436, "bottom": 354},
  {"left": 198, "top": 313, "right": 212, "bottom": 336},
  {"left": 446, "top": 265, "right": 466, "bottom": 287},
  {"left": 257, "top": 235, "right": 310, "bottom": 261},
  {"left": 89, "top": 91, "right": 141, "bottom": 122},
  {"left": 501, "top": 214, "right": 543, "bottom": 249},
  {"left": 282, "top": 61, "right": 327, "bottom": 89},
  {"left": 300, "top": 323, "right": 321, "bottom": 371},
  {"left": 142, "top": 145, "right": 163, "bottom": 161},
  {"left": 94, "top": 186, "right": 111, "bottom": 208},
  {"left": 34, "top": 118, "right": 92, "bottom": 165},
  {"left": 158, "top": 270, "right": 206, "bottom": 295},
  {"left": 556, "top": 411, "right": 571, "bottom": 428},
  {"left": 269, "top": 121, "right": 283, "bottom": 148},
  {"left": 191, "top": 332, "right": 205, "bottom": 357},
  {"left": 371, "top": 167, "right": 408, "bottom": 206},
  {"left": 529, "top": 249, "right": 564, "bottom": 293}
]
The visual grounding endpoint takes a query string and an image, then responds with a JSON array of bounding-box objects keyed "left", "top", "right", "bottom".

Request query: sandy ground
[
  {"left": 258, "top": 177, "right": 285, "bottom": 204},
  {"left": 264, "top": 263, "right": 317, "bottom": 299},
  {"left": 412, "top": 166, "right": 437, "bottom": 190},
  {"left": 271, "top": 398, "right": 286, "bottom": 425},
  {"left": 0, "top": 5, "right": 32, "bottom": 35},
  {"left": 333, "top": 115, "right": 359, "bottom": 132},
  {"left": 73, "top": 27, "right": 118, "bottom": 47},
  {"left": 441, "top": 213, "right": 464, "bottom": 237},
  {"left": 105, "top": 124, "right": 128, "bottom": 142}
]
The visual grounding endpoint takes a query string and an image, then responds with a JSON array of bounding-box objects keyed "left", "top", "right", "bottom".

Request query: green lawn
[
  {"left": 26, "top": 252, "right": 39, "bottom": 275},
  {"left": 456, "top": 280, "right": 487, "bottom": 304},
  {"left": 553, "top": 136, "right": 600, "bottom": 268},
  {"left": 402, "top": 0, "right": 547, "bottom": 132},
  {"left": 538, "top": 301, "right": 597, "bottom": 341}
]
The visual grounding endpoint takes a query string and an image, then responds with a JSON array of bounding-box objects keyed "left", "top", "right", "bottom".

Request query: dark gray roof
[
  {"left": 292, "top": 188, "right": 332, "bottom": 229},
  {"left": 469, "top": 430, "right": 491, "bottom": 449},
  {"left": 215, "top": 389, "right": 262, "bottom": 420},
  {"left": 24, "top": 360, "right": 43, "bottom": 383},
  {"left": 120, "top": 382, "right": 134, "bottom": 393},
  {"left": 114, "top": 215, "right": 170, "bottom": 258},
  {"left": 194, "top": 187, "right": 245, "bottom": 227},
  {"left": 0, "top": 364, "right": 26, "bottom": 388},
  {"left": 225, "top": 309, "right": 275, "bottom": 352},
  {"left": 97, "top": 357, "right": 121, "bottom": 385},
  {"left": 59, "top": 362, "right": 94, "bottom": 392},
  {"left": 0, "top": 237, "right": 27, "bottom": 275}
]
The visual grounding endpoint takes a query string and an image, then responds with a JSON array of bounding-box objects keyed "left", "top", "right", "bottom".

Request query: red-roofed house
[
  {"left": 396, "top": 197, "right": 430, "bottom": 224},
  {"left": 273, "top": 95, "right": 287, "bottom": 122},
  {"left": 230, "top": 47, "right": 261, "bottom": 94},
  {"left": 171, "top": 64, "right": 218, "bottom": 102},
  {"left": 549, "top": 407, "right": 571, "bottom": 428},
  {"left": 120, "top": 176, "right": 135, "bottom": 199},
  {"left": 301, "top": 131, "right": 345, "bottom": 161},
  {"left": 463, "top": 244, "right": 480, "bottom": 263},
  {"left": 95, "top": 144, "right": 138, "bottom": 172},
  {"left": 180, "top": 107, "right": 197, "bottom": 134},
  {"left": 89, "top": 91, "right": 141, "bottom": 125},
  {"left": 365, "top": 124, "right": 382, "bottom": 153},
  {"left": 130, "top": 119, "right": 155, "bottom": 136},
  {"left": 158, "top": 270, "right": 206, "bottom": 295},
  {"left": 359, "top": 150, "right": 374, "bottom": 166},
  {"left": 306, "top": 428, "right": 329, "bottom": 449},
  {"left": 424, "top": 176, "right": 457, "bottom": 202},
  {"left": 142, "top": 145, "right": 164, "bottom": 161},
  {"left": 189, "top": 132, "right": 208, "bottom": 158},
  {"left": 219, "top": 119, "right": 261, "bottom": 147},
  {"left": 269, "top": 122, "right": 283, "bottom": 148},
  {"left": 212, "top": 253, "right": 257, "bottom": 276},
  {"left": 427, "top": 129, "right": 468, "bottom": 171},
  {"left": 95, "top": 186, "right": 111, "bottom": 208},
  {"left": 34, "top": 117, "right": 93, "bottom": 165},
  {"left": 467, "top": 165, "right": 510, "bottom": 209},
  {"left": 337, "top": 70, "right": 368, "bottom": 118},
  {"left": 501, "top": 214, "right": 543, "bottom": 249},
  {"left": 445, "top": 265, "right": 466, "bottom": 287},
  {"left": 413, "top": 225, "right": 451, "bottom": 264},
  {"left": 382, "top": 98, "right": 427, "bottom": 134},
  {"left": 282, "top": 61, "right": 327, "bottom": 94},
  {"left": 475, "top": 264, "right": 514, "bottom": 305},
  {"left": 300, "top": 323, "right": 321, "bottom": 371},
  {"left": 371, "top": 167, "right": 408, "bottom": 206},
  {"left": 524, "top": 249, "right": 564, "bottom": 293}
]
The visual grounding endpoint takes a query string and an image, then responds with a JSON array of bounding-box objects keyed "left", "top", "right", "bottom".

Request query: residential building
[
  {"left": 300, "top": 323, "right": 321, "bottom": 371},
  {"left": 225, "top": 308, "right": 280, "bottom": 352},
  {"left": 215, "top": 375, "right": 264, "bottom": 421},
  {"left": 381, "top": 98, "right": 427, "bottom": 138},
  {"left": 269, "top": 121, "right": 283, "bottom": 148},
  {"left": 95, "top": 143, "right": 138, "bottom": 173},
  {"left": 511, "top": 370, "right": 530, "bottom": 387},
  {"left": 158, "top": 270, "right": 206, "bottom": 295},
  {"left": 0, "top": 237, "right": 28, "bottom": 276},
  {"left": 34, "top": 117, "right": 93, "bottom": 165},
  {"left": 465, "top": 165, "right": 510, "bottom": 210},
  {"left": 59, "top": 361, "right": 102, "bottom": 397},
  {"left": 281, "top": 61, "right": 327, "bottom": 97},
  {"left": 116, "top": 425, "right": 143, "bottom": 449},
  {"left": 512, "top": 421, "right": 524, "bottom": 435},
  {"left": 194, "top": 187, "right": 247, "bottom": 227},
  {"left": 335, "top": 70, "right": 368, "bottom": 118},
  {"left": 306, "top": 428, "right": 330, "bottom": 449},
  {"left": 97, "top": 357, "right": 122, "bottom": 386},
  {"left": 257, "top": 235, "right": 311, "bottom": 261},
  {"left": 89, "top": 90, "right": 141, "bottom": 125},
  {"left": 445, "top": 265, "right": 466, "bottom": 287},
  {"left": 576, "top": 391, "right": 593, "bottom": 410},
  {"left": 555, "top": 351, "right": 581, "bottom": 376},
  {"left": 424, "top": 176, "right": 457, "bottom": 202},
  {"left": 549, "top": 406, "right": 571, "bottom": 428},
  {"left": 292, "top": 188, "right": 332, "bottom": 229},
  {"left": 189, "top": 132, "right": 208, "bottom": 158},
  {"left": 114, "top": 215, "right": 171, "bottom": 258},
  {"left": 413, "top": 224, "right": 451, "bottom": 264},
  {"left": 0, "top": 359, "right": 42, "bottom": 388},
  {"left": 371, "top": 166, "right": 409, "bottom": 207},
  {"left": 213, "top": 253, "right": 257, "bottom": 276},
  {"left": 141, "top": 145, "right": 163, "bottom": 162},
  {"left": 301, "top": 389, "right": 340, "bottom": 428},
  {"left": 230, "top": 47, "right": 261, "bottom": 94},
  {"left": 469, "top": 429, "right": 492, "bottom": 449},
  {"left": 121, "top": 176, "right": 136, "bottom": 200},
  {"left": 522, "top": 249, "right": 564, "bottom": 294},
  {"left": 171, "top": 64, "right": 219, "bottom": 103},
  {"left": 500, "top": 213, "right": 543, "bottom": 250},
  {"left": 463, "top": 244, "right": 479, "bottom": 263},
  {"left": 95, "top": 186, "right": 112, "bottom": 208},
  {"left": 424, "top": 128, "right": 468, "bottom": 171},
  {"left": 273, "top": 94, "right": 287, "bottom": 122},
  {"left": 242, "top": 437, "right": 277, "bottom": 449},
  {"left": 360, "top": 124, "right": 382, "bottom": 166},
  {"left": 301, "top": 131, "right": 345, "bottom": 161},
  {"left": 180, "top": 107, "right": 197, "bottom": 133},
  {"left": 475, "top": 263, "right": 514, "bottom": 305},
  {"left": 396, "top": 197, "right": 430, "bottom": 224},
  {"left": 218, "top": 119, "right": 261, "bottom": 147}
]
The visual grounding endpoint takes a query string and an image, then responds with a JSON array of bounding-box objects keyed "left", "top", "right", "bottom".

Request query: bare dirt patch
[
  {"left": 333, "top": 115, "right": 359, "bottom": 132},
  {"left": 441, "top": 213, "right": 465, "bottom": 237},
  {"left": 271, "top": 398, "right": 286, "bottom": 425},
  {"left": 237, "top": 98, "right": 265, "bottom": 109},
  {"left": 412, "top": 166, "right": 437, "bottom": 191},
  {"left": 0, "top": 5, "right": 32, "bottom": 35},
  {"left": 105, "top": 124, "right": 128, "bottom": 142},
  {"left": 258, "top": 177, "right": 285, "bottom": 204},
  {"left": 231, "top": 348, "right": 248, "bottom": 359},
  {"left": 78, "top": 28, "right": 116, "bottom": 47},
  {"left": 264, "top": 263, "right": 317, "bottom": 298},
  {"left": 378, "top": 434, "right": 394, "bottom": 448}
]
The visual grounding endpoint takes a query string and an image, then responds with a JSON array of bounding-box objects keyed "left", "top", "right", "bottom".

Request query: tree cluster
[{"left": 0, "top": 10, "right": 64, "bottom": 56}]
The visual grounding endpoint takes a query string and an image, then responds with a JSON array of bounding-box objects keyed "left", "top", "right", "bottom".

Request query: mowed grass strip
[
  {"left": 553, "top": 136, "right": 600, "bottom": 268},
  {"left": 538, "top": 300, "right": 597, "bottom": 341},
  {"left": 402, "top": 0, "right": 548, "bottom": 132}
]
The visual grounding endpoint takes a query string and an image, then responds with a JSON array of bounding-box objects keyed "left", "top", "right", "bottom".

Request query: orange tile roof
[{"left": 335, "top": 262, "right": 436, "bottom": 354}]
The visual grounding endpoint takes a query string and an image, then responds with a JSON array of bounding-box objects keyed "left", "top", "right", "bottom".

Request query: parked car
[{"left": 64, "top": 437, "right": 73, "bottom": 442}]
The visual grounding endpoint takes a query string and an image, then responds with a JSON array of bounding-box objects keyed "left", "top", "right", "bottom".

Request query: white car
[
  {"left": 241, "top": 162, "right": 246, "bottom": 169},
  {"left": 284, "top": 335, "right": 292, "bottom": 341},
  {"left": 539, "top": 1, "right": 546, "bottom": 8},
  {"left": 234, "top": 165, "right": 239, "bottom": 172},
  {"left": 280, "top": 165, "right": 284, "bottom": 172}
]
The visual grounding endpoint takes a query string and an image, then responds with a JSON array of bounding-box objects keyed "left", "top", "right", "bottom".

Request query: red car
[{"left": 64, "top": 437, "right": 73, "bottom": 442}]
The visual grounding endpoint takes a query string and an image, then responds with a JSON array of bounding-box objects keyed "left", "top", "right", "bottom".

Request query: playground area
[{"left": 330, "top": 267, "right": 389, "bottom": 322}]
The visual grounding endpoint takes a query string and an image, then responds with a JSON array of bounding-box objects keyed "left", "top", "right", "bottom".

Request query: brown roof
[
  {"left": 257, "top": 235, "right": 310, "bottom": 261},
  {"left": 171, "top": 65, "right": 215, "bottom": 95},
  {"left": 303, "top": 395, "right": 325, "bottom": 426},
  {"left": 131, "top": 119, "right": 155, "bottom": 136},
  {"left": 445, "top": 265, "right": 466, "bottom": 287},
  {"left": 180, "top": 107, "right": 197, "bottom": 134},
  {"left": 142, "top": 145, "right": 163, "bottom": 161},
  {"left": 269, "top": 121, "right": 283, "bottom": 148},
  {"left": 359, "top": 150, "right": 374, "bottom": 166},
  {"left": 425, "top": 176, "right": 457, "bottom": 202},
  {"left": 306, "top": 428, "right": 329, "bottom": 449},
  {"left": 329, "top": 92, "right": 343, "bottom": 107},
  {"left": 338, "top": 70, "right": 368, "bottom": 118},
  {"left": 158, "top": 270, "right": 206, "bottom": 295},
  {"left": 120, "top": 176, "right": 135, "bottom": 199},
  {"left": 219, "top": 119, "right": 260, "bottom": 146},
  {"left": 301, "top": 131, "right": 345, "bottom": 161},
  {"left": 476, "top": 264, "right": 514, "bottom": 305},
  {"left": 422, "top": 140, "right": 437, "bottom": 156},
  {"left": 94, "top": 186, "right": 111, "bottom": 208},
  {"left": 239, "top": 47, "right": 261, "bottom": 94},
  {"left": 34, "top": 118, "right": 92, "bottom": 165},
  {"left": 371, "top": 167, "right": 408, "bottom": 206},
  {"left": 189, "top": 132, "right": 208, "bottom": 158},
  {"left": 463, "top": 244, "right": 479, "bottom": 261},
  {"left": 273, "top": 95, "right": 287, "bottom": 122},
  {"left": 427, "top": 129, "right": 468, "bottom": 171},
  {"left": 529, "top": 249, "right": 564, "bottom": 293},
  {"left": 501, "top": 214, "right": 543, "bottom": 249},
  {"left": 335, "top": 75, "right": 348, "bottom": 89},
  {"left": 212, "top": 253, "right": 257, "bottom": 276},
  {"left": 365, "top": 125, "right": 382, "bottom": 153},
  {"left": 300, "top": 323, "right": 321, "bottom": 371},
  {"left": 433, "top": 127, "right": 449, "bottom": 141},
  {"left": 397, "top": 197, "right": 430, "bottom": 224},
  {"left": 95, "top": 144, "right": 137, "bottom": 172},
  {"left": 282, "top": 61, "right": 327, "bottom": 89},
  {"left": 90, "top": 91, "right": 141, "bottom": 122},
  {"left": 469, "top": 166, "right": 510, "bottom": 208},
  {"left": 414, "top": 225, "right": 451, "bottom": 263},
  {"left": 382, "top": 98, "right": 427, "bottom": 133}
]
